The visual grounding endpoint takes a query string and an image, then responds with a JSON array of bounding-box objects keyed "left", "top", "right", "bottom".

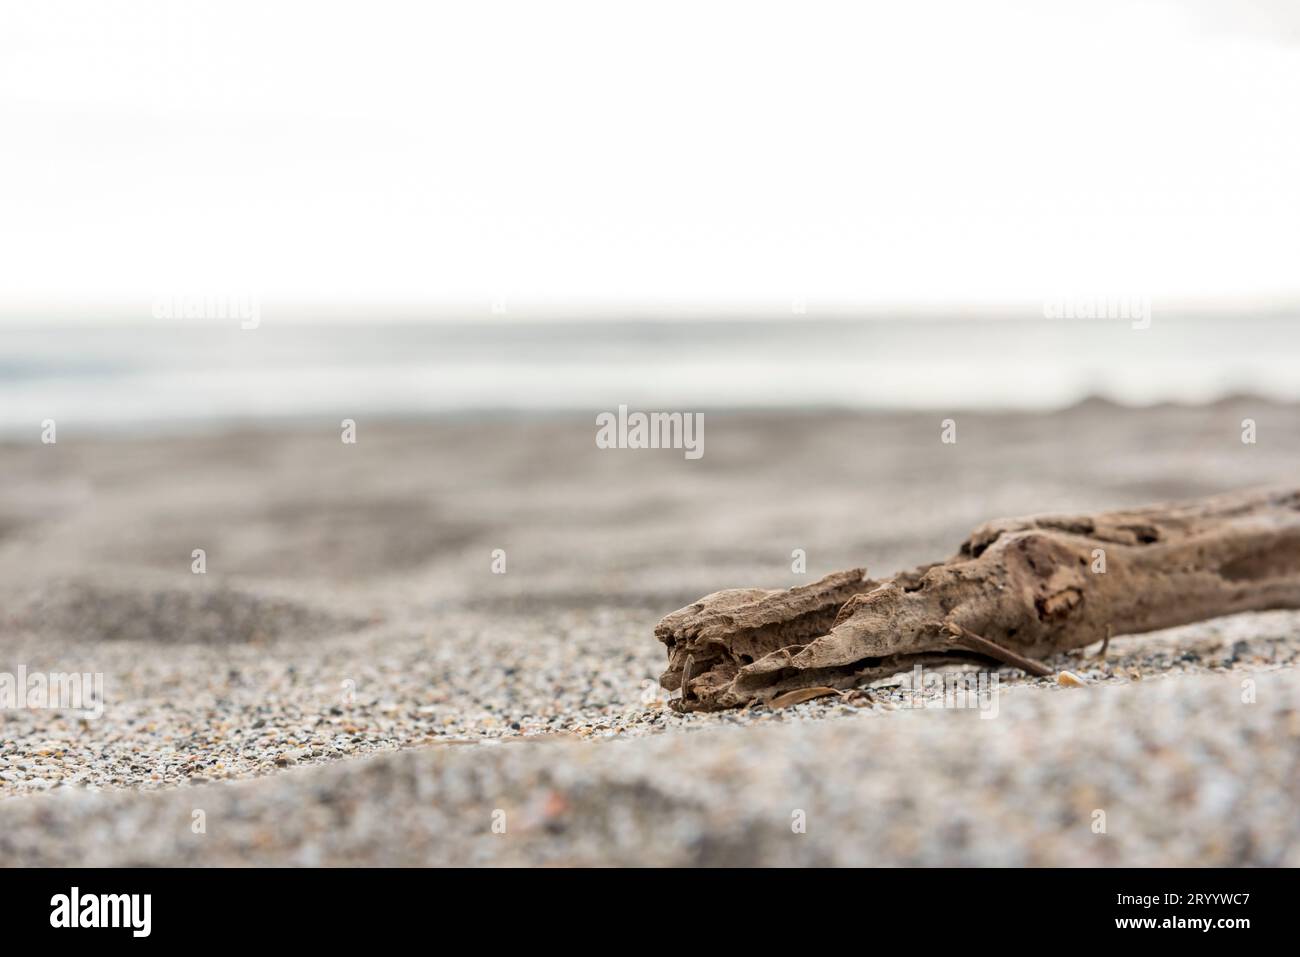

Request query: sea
[{"left": 1, "top": 315, "right": 1296, "bottom": 434}]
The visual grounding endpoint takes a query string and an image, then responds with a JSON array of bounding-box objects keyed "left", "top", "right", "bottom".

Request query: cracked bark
[{"left": 656, "top": 487, "right": 1300, "bottom": 711}]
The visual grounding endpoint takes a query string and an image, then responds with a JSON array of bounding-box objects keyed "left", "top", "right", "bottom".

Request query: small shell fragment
[
  {"left": 1057, "top": 670, "right": 1088, "bottom": 687},
  {"left": 769, "top": 686, "right": 841, "bottom": 708}
]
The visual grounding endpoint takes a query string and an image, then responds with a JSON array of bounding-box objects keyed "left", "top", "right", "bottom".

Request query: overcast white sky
[{"left": 1, "top": 0, "right": 1298, "bottom": 320}]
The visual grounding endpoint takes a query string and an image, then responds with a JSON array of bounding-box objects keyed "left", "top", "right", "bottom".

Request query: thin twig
[
  {"left": 944, "top": 622, "right": 1054, "bottom": 677},
  {"left": 1094, "top": 625, "right": 1111, "bottom": 659}
]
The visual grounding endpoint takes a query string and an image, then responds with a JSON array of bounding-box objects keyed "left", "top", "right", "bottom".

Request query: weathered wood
[{"left": 656, "top": 487, "right": 1300, "bottom": 711}]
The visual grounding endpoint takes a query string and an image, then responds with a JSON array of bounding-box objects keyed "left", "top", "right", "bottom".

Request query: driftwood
[{"left": 656, "top": 487, "right": 1300, "bottom": 711}]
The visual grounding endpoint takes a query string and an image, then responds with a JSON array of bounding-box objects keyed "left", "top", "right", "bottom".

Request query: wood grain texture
[{"left": 657, "top": 487, "right": 1300, "bottom": 710}]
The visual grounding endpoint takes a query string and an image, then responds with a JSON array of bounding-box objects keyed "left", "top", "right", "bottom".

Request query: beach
[{"left": 2, "top": 399, "right": 1298, "bottom": 865}]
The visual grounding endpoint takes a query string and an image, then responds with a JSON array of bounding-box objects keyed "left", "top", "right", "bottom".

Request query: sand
[{"left": 1, "top": 399, "right": 1298, "bottom": 865}]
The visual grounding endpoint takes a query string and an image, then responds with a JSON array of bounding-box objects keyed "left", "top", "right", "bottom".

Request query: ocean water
[{"left": 0, "top": 316, "right": 1297, "bottom": 433}]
